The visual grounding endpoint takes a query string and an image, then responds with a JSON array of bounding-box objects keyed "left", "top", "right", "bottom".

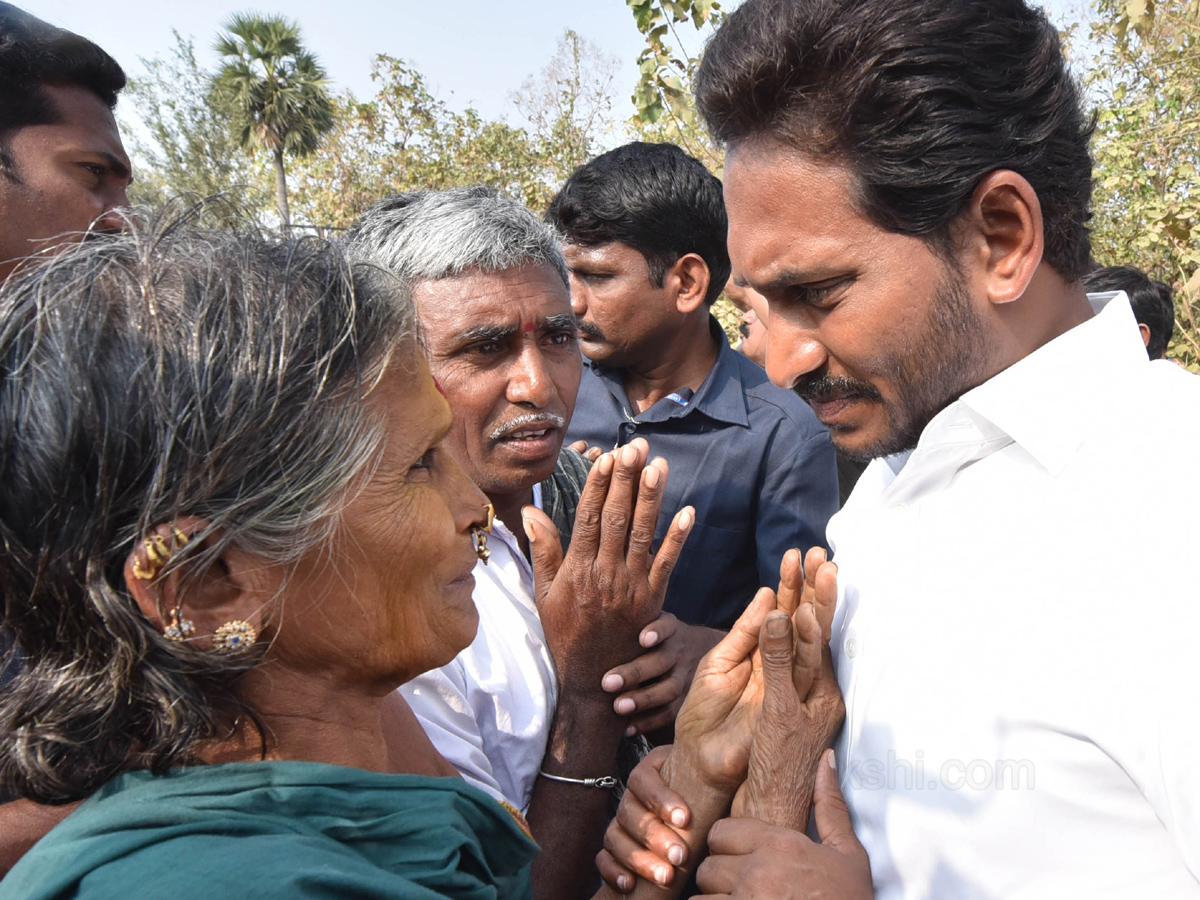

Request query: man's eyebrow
[
  {"left": 97, "top": 151, "right": 132, "bottom": 183},
  {"left": 755, "top": 267, "right": 839, "bottom": 293},
  {"left": 543, "top": 313, "right": 578, "bottom": 334},
  {"left": 456, "top": 323, "right": 515, "bottom": 343}
]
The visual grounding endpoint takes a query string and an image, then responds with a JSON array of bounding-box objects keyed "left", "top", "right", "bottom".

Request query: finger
[
  {"left": 640, "top": 611, "right": 679, "bottom": 649},
  {"left": 603, "top": 817, "right": 677, "bottom": 887},
  {"left": 776, "top": 548, "right": 804, "bottom": 615},
  {"left": 566, "top": 450, "right": 615, "bottom": 561},
  {"left": 791, "top": 599, "right": 823, "bottom": 699},
  {"left": 595, "top": 849, "right": 637, "bottom": 894},
  {"left": 599, "top": 440, "right": 648, "bottom": 565},
  {"left": 521, "top": 507, "right": 564, "bottom": 607},
  {"left": 814, "top": 749, "right": 861, "bottom": 856},
  {"left": 758, "top": 611, "right": 795, "bottom": 709},
  {"left": 615, "top": 782, "right": 690, "bottom": 869},
  {"left": 705, "top": 586, "right": 776, "bottom": 671},
  {"left": 706, "top": 816, "right": 788, "bottom": 856},
  {"left": 814, "top": 560, "right": 838, "bottom": 643},
  {"left": 647, "top": 505, "right": 695, "bottom": 599},
  {"left": 586, "top": 445, "right": 604, "bottom": 462},
  {"left": 605, "top": 646, "right": 674, "bottom": 697},
  {"left": 614, "top": 671, "right": 684, "bottom": 717},
  {"left": 628, "top": 746, "right": 691, "bottom": 829},
  {"left": 626, "top": 457, "right": 669, "bottom": 575},
  {"left": 568, "top": 439, "right": 589, "bottom": 454},
  {"left": 625, "top": 703, "right": 679, "bottom": 736},
  {"left": 696, "top": 853, "right": 741, "bottom": 896}
]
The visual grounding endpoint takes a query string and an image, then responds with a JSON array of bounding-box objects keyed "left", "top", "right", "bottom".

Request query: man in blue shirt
[{"left": 547, "top": 141, "right": 838, "bottom": 630}]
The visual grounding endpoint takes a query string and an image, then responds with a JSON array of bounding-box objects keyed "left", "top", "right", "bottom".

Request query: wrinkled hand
[
  {"left": 523, "top": 439, "right": 693, "bottom": 700},
  {"left": 568, "top": 439, "right": 605, "bottom": 462},
  {"left": 697, "top": 751, "right": 873, "bottom": 900},
  {"left": 731, "top": 547, "right": 845, "bottom": 831},
  {"left": 602, "top": 614, "right": 725, "bottom": 736}
]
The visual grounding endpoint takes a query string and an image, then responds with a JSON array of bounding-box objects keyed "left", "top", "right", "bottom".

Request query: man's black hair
[
  {"left": 0, "top": 3, "right": 126, "bottom": 177},
  {"left": 1082, "top": 265, "right": 1175, "bottom": 360},
  {"left": 695, "top": 0, "right": 1094, "bottom": 282},
  {"left": 546, "top": 141, "right": 731, "bottom": 305}
]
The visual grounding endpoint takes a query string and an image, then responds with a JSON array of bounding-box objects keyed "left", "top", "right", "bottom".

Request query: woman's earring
[
  {"left": 471, "top": 502, "right": 495, "bottom": 565},
  {"left": 163, "top": 607, "right": 196, "bottom": 642},
  {"left": 212, "top": 620, "right": 258, "bottom": 654}
]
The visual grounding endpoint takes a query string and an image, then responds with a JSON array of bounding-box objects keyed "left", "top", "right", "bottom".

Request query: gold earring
[
  {"left": 132, "top": 527, "right": 191, "bottom": 581},
  {"left": 163, "top": 607, "right": 196, "bottom": 642},
  {"left": 212, "top": 620, "right": 257, "bottom": 653},
  {"left": 471, "top": 502, "right": 495, "bottom": 566}
]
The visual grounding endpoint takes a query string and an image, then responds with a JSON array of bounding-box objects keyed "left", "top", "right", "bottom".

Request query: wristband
[{"left": 538, "top": 770, "right": 618, "bottom": 789}]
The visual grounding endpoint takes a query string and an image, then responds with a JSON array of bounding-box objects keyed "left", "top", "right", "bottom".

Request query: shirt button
[{"left": 845, "top": 637, "right": 859, "bottom": 658}]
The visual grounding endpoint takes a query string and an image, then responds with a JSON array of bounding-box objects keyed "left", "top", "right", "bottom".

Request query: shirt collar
[
  {"left": 952, "top": 291, "right": 1147, "bottom": 475},
  {"left": 586, "top": 316, "right": 749, "bottom": 428}
]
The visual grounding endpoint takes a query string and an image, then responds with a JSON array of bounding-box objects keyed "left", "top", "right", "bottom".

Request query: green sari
[{"left": 0, "top": 761, "right": 538, "bottom": 899}]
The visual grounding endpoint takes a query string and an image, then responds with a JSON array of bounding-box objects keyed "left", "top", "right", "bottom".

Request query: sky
[{"left": 24, "top": 0, "right": 1089, "bottom": 130}]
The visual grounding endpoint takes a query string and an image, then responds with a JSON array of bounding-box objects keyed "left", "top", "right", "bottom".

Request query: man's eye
[
  {"left": 410, "top": 449, "right": 435, "bottom": 474},
  {"left": 472, "top": 341, "right": 502, "bottom": 354},
  {"left": 548, "top": 331, "right": 577, "bottom": 346}
]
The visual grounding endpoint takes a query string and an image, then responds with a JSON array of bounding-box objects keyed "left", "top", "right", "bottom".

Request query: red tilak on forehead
[{"left": 522, "top": 320, "right": 535, "bottom": 335}]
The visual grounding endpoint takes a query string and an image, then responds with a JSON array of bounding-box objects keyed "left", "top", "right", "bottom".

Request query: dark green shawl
[{"left": 0, "top": 762, "right": 537, "bottom": 900}]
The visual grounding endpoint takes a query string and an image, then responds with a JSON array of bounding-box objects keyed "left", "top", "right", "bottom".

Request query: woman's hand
[{"left": 731, "top": 547, "right": 845, "bottom": 831}]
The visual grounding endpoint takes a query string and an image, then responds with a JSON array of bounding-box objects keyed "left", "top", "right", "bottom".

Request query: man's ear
[
  {"left": 1138, "top": 322, "right": 1152, "bottom": 350},
  {"left": 964, "top": 170, "right": 1044, "bottom": 306},
  {"left": 124, "top": 516, "right": 274, "bottom": 649},
  {"left": 666, "top": 253, "right": 712, "bottom": 314}
]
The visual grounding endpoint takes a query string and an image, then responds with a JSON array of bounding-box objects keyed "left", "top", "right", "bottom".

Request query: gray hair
[
  {"left": 344, "top": 185, "right": 570, "bottom": 288},
  {"left": 0, "top": 205, "right": 413, "bottom": 802}
]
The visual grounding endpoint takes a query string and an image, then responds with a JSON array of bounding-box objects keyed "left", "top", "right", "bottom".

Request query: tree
[
  {"left": 624, "top": 0, "right": 726, "bottom": 173},
  {"left": 1083, "top": 0, "right": 1200, "bottom": 370},
  {"left": 213, "top": 13, "right": 335, "bottom": 232},
  {"left": 511, "top": 30, "right": 620, "bottom": 186},
  {"left": 123, "top": 32, "right": 271, "bottom": 227}
]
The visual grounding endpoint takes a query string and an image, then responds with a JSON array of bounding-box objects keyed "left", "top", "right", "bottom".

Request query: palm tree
[{"left": 213, "top": 13, "right": 334, "bottom": 232}]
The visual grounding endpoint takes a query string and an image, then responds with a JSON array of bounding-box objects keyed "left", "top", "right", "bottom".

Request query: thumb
[
  {"left": 522, "top": 506, "right": 564, "bottom": 606},
  {"left": 759, "top": 611, "right": 795, "bottom": 707},
  {"left": 814, "top": 749, "right": 859, "bottom": 856}
]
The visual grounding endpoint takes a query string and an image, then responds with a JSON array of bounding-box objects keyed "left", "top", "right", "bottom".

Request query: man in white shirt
[
  {"left": 346, "top": 187, "right": 706, "bottom": 900},
  {"left": 649, "top": 0, "right": 1200, "bottom": 896}
]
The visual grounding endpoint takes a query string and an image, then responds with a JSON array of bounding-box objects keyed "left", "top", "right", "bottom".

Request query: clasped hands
[{"left": 595, "top": 547, "right": 874, "bottom": 900}]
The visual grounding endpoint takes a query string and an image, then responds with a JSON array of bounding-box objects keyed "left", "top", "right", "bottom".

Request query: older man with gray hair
[{"left": 346, "top": 187, "right": 698, "bottom": 900}]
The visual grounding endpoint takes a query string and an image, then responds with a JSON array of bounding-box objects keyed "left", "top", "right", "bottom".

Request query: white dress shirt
[
  {"left": 399, "top": 486, "right": 558, "bottom": 813},
  {"left": 829, "top": 294, "right": 1200, "bottom": 898}
]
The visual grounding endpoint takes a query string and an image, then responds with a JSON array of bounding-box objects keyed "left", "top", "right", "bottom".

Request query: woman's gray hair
[
  {"left": 0, "top": 206, "right": 413, "bottom": 802},
  {"left": 344, "top": 185, "right": 570, "bottom": 288}
]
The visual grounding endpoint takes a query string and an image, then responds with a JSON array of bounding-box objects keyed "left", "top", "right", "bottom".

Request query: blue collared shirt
[{"left": 566, "top": 318, "right": 839, "bottom": 628}]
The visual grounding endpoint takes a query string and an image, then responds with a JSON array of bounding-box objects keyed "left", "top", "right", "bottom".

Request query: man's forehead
[
  {"left": 25, "top": 83, "right": 129, "bottom": 163},
  {"left": 413, "top": 267, "right": 572, "bottom": 336}
]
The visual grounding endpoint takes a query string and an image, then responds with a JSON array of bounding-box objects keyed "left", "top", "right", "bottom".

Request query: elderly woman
[{"left": 0, "top": 213, "right": 539, "bottom": 897}]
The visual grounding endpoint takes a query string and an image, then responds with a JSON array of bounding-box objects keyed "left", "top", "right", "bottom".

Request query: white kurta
[
  {"left": 830, "top": 293, "right": 1200, "bottom": 898},
  {"left": 399, "top": 486, "right": 558, "bottom": 813}
]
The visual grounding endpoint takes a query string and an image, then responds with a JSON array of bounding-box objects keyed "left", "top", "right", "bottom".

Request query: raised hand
[{"left": 523, "top": 438, "right": 693, "bottom": 701}]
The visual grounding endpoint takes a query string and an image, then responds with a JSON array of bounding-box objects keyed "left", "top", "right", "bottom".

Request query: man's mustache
[
  {"left": 488, "top": 413, "right": 566, "bottom": 441},
  {"left": 794, "top": 373, "right": 882, "bottom": 404},
  {"left": 576, "top": 319, "right": 606, "bottom": 343}
]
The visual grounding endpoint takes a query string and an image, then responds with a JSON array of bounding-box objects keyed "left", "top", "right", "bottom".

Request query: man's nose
[
  {"left": 94, "top": 195, "right": 130, "bottom": 234},
  {"left": 568, "top": 278, "right": 587, "bottom": 316},
  {"left": 507, "top": 347, "right": 555, "bottom": 407},
  {"left": 765, "top": 316, "right": 827, "bottom": 390}
]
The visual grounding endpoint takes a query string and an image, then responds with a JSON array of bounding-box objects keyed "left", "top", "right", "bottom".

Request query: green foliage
[
  {"left": 123, "top": 32, "right": 271, "bottom": 226},
  {"left": 624, "top": 0, "right": 725, "bottom": 173},
  {"left": 213, "top": 13, "right": 336, "bottom": 229},
  {"left": 289, "top": 37, "right": 619, "bottom": 231},
  {"left": 1083, "top": 0, "right": 1200, "bottom": 369}
]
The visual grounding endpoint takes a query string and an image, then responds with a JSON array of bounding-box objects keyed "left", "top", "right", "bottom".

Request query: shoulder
[{"left": 728, "top": 351, "right": 828, "bottom": 441}]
